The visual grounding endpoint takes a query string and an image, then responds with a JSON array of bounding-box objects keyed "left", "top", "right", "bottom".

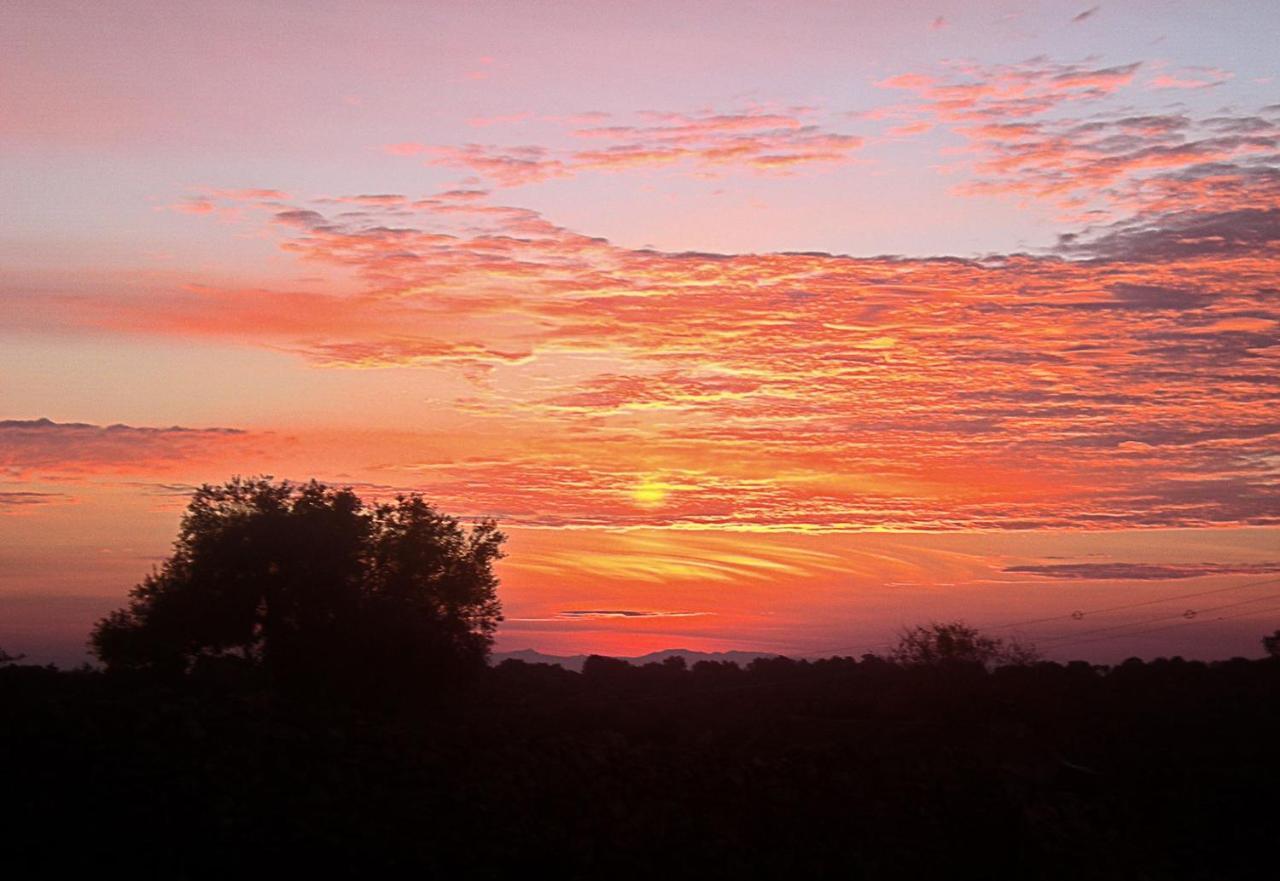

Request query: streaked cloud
[
  {"left": 386, "top": 106, "right": 864, "bottom": 185},
  {"left": 1005, "top": 561, "right": 1280, "bottom": 580},
  {"left": 507, "top": 609, "right": 710, "bottom": 621},
  {"left": 1148, "top": 67, "right": 1233, "bottom": 90},
  {"left": 0, "top": 490, "right": 74, "bottom": 512}
]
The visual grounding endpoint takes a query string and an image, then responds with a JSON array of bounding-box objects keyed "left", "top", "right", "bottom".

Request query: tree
[
  {"left": 889, "top": 621, "right": 1040, "bottom": 670},
  {"left": 1264, "top": 629, "right": 1280, "bottom": 659},
  {"left": 90, "top": 477, "right": 505, "bottom": 699}
]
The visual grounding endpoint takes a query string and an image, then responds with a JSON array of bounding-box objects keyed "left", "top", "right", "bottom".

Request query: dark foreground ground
[{"left": 4, "top": 654, "right": 1278, "bottom": 879}]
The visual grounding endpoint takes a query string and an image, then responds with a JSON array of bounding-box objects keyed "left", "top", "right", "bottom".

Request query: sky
[{"left": 2, "top": 0, "right": 1278, "bottom": 665}]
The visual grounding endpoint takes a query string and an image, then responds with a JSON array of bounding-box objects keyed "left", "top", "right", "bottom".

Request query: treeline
[
  {"left": 9, "top": 478, "right": 1277, "bottom": 878},
  {"left": 4, "top": 651, "right": 1278, "bottom": 879}
]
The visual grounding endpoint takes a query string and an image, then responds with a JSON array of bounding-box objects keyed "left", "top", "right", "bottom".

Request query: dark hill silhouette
[{"left": 492, "top": 647, "right": 782, "bottom": 671}]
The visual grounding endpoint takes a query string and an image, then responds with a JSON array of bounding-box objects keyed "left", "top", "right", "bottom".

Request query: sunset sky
[{"left": 3, "top": 1, "right": 1278, "bottom": 665}]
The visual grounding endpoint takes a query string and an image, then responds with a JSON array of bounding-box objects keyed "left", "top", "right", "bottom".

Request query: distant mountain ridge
[{"left": 491, "top": 648, "right": 783, "bottom": 672}]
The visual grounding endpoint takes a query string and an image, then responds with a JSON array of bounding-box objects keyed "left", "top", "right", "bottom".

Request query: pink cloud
[
  {"left": 874, "top": 58, "right": 1274, "bottom": 220},
  {"left": 1149, "top": 68, "right": 1233, "bottom": 90},
  {"left": 392, "top": 106, "right": 865, "bottom": 186},
  {"left": 384, "top": 142, "right": 429, "bottom": 157},
  {"left": 426, "top": 143, "right": 569, "bottom": 186},
  {"left": 164, "top": 187, "right": 290, "bottom": 216},
  {"left": 887, "top": 120, "right": 934, "bottom": 137},
  {"left": 171, "top": 198, "right": 215, "bottom": 215},
  {"left": 879, "top": 59, "right": 1141, "bottom": 125}
]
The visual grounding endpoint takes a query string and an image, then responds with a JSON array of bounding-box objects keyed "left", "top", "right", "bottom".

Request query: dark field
[{"left": 4, "top": 653, "right": 1278, "bottom": 879}]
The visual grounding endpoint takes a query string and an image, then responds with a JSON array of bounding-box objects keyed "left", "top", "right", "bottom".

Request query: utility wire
[
  {"left": 985, "top": 575, "right": 1280, "bottom": 633},
  {"left": 808, "top": 575, "right": 1280, "bottom": 659},
  {"left": 1033, "top": 588, "right": 1280, "bottom": 645},
  {"left": 1047, "top": 602, "right": 1280, "bottom": 654}
]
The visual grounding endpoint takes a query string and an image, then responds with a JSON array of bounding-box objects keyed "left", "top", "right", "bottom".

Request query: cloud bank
[
  {"left": 12, "top": 69, "right": 1279, "bottom": 532},
  {"left": 0, "top": 419, "right": 252, "bottom": 480}
]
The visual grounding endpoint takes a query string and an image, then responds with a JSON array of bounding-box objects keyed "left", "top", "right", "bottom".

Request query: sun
[{"left": 632, "top": 478, "right": 670, "bottom": 508}]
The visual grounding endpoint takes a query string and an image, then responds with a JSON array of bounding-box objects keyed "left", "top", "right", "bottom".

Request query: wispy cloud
[
  {"left": 507, "top": 609, "right": 711, "bottom": 621},
  {"left": 876, "top": 58, "right": 1278, "bottom": 221},
  {"left": 1006, "top": 561, "right": 1280, "bottom": 580},
  {"left": 1148, "top": 67, "right": 1233, "bottom": 90},
  {"left": 386, "top": 106, "right": 864, "bottom": 185},
  {"left": 0, "top": 490, "right": 75, "bottom": 512}
]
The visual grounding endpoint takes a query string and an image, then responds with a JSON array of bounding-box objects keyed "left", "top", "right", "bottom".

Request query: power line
[
  {"left": 807, "top": 575, "right": 1280, "bottom": 659},
  {"left": 1033, "top": 588, "right": 1280, "bottom": 645},
  {"left": 986, "top": 575, "right": 1280, "bottom": 633},
  {"left": 1047, "top": 602, "right": 1280, "bottom": 654}
]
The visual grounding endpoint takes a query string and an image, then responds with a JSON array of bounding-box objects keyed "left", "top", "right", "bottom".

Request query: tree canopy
[
  {"left": 889, "top": 621, "right": 1040, "bottom": 670},
  {"left": 90, "top": 477, "right": 504, "bottom": 699}
]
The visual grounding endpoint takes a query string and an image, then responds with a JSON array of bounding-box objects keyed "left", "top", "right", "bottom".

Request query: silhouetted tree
[
  {"left": 90, "top": 477, "right": 504, "bottom": 699},
  {"left": 1264, "top": 629, "right": 1280, "bottom": 658},
  {"left": 582, "top": 654, "right": 632, "bottom": 681},
  {"left": 889, "top": 621, "right": 1039, "bottom": 669}
]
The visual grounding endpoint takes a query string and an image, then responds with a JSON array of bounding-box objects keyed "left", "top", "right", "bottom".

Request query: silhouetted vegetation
[
  {"left": 890, "top": 620, "right": 1041, "bottom": 668},
  {"left": 4, "top": 481, "right": 1277, "bottom": 878},
  {"left": 5, "top": 648, "right": 1279, "bottom": 878},
  {"left": 90, "top": 477, "right": 504, "bottom": 706}
]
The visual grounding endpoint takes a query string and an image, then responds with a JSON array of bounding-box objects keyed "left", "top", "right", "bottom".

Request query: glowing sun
[{"left": 632, "top": 478, "right": 670, "bottom": 508}]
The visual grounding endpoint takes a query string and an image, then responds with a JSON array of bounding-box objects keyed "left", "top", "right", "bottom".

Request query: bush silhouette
[
  {"left": 889, "top": 620, "right": 1040, "bottom": 669},
  {"left": 90, "top": 477, "right": 504, "bottom": 700}
]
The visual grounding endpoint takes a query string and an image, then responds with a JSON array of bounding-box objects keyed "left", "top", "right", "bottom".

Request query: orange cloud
[{"left": 26, "top": 185, "right": 1278, "bottom": 532}]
